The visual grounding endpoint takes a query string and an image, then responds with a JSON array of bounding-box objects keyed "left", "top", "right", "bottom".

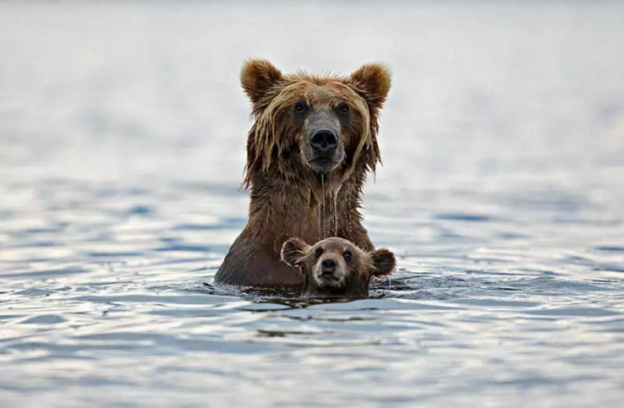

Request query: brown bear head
[
  {"left": 280, "top": 237, "right": 396, "bottom": 298},
  {"left": 240, "top": 59, "right": 391, "bottom": 186}
]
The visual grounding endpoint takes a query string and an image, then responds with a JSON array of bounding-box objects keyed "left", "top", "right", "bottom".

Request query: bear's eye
[
  {"left": 294, "top": 101, "right": 307, "bottom": 113},
  {"left": 315, "top": 248, "right": 323, "bottom": 258},
  {"left": 338, "top": 102, "right": 350, "bottom": 114},
  {"left": 343, "top": 250, "right": 352, "bottom": 261}
]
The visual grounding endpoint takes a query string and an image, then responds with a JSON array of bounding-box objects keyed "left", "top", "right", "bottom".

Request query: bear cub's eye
[
  {"left": 294, "top": 101, "right": 307, "bottom": 113},
  {"left": 315, "top": 248, "right": 324, "bottom": 258},
  {"left": 338, "top": 102, "right": 350, "bottom": 114},
  {"left": 343, "top": 251, "right": 352, "bottom": 261}
]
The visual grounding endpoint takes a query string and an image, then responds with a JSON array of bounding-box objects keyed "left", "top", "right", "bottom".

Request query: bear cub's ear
[
  {"left": 280, "top": 238, "right": 310, "bottom": 270},
  {"left": 370, "top": 248, "right": 396, "bottom": 278},
  {"left": 240, "top": 59, "right": 282, "bottom": 104},
  {"left": 348, "top": 63, "right": 392, "bottom": 110}
]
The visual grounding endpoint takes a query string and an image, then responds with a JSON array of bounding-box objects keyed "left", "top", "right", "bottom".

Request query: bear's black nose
[
  {"left": 310, "top": 129, "right": 339, "bottom": 153},
  {"left": 321, "top": 258, "right": 338, "bottom": 274}
]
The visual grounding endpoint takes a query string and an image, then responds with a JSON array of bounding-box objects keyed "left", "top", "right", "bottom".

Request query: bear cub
[{"left": 280, "top": 237, "right": 396, "bottom": 298}]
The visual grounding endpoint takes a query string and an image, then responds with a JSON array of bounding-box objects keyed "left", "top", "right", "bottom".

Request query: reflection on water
[{"left": 1, "top": 1, "right": 624, "bottom": 407}]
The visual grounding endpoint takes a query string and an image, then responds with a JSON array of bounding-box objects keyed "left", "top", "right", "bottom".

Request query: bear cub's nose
[
  {"left": 310, "top": 129, "right": 339, "bottom": 153},
  {"left": 321, "top": 258, "right": 338, "bottom": 275}
]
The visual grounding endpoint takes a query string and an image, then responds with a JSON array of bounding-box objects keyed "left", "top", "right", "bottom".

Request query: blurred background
[{"left": 1, "top": 2, "right": 624, "bottom": 407}]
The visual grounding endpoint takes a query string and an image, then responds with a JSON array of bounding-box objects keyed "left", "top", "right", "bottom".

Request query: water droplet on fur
[
  {"left": 320, "top": 175, "right": 325, "bottom": 239},
  {"left": 347, "top": 190, "right": 353, "bottom": 237},
  {"left": 317, "top": 202, "right": 322, "bottom": 240},
  {"left": 333, "top": 189, "right": 339, "bottom": 236}
]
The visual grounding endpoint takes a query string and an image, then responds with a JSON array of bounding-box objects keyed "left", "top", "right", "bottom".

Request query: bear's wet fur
[
  {"left": 215, "top": 59, "right": 391, "bottom": 289},
  {"left": 281, "top": 237, "right": 396, "bottom": 298}
]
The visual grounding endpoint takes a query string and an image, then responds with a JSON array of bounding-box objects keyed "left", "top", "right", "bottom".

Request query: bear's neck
[{"left": 245, "top": 168, "right": 373, "bottom": 252}]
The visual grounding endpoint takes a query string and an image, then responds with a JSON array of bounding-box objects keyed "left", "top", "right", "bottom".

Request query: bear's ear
[
  {"left": 348, "top": 63, "right": 391, "bottom": 110},
  {"left": 370, "top": 248, "right": 396, "bottom": 278},
  {"left": 280, "top": 238, "right": 310, "bottom": 270},
  {"left": 240, "top": 59, "right": 283, "bottom": 105}
]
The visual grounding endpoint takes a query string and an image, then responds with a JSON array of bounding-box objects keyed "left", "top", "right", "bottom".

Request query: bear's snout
[
  {"left": 315, "top": 256, "right": 344, "bottom": 288},
  {"left": 310, "top": 129, "right": 339, "bottom": 154},
  {"left": 303, "top": 109, "right": 344, "bottom": 173},
  {"left": 320, "top": 258, "right": 338, "bottom": 275}
]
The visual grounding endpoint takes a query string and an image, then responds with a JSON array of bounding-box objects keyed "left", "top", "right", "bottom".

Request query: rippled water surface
[{"left": 2, "top": 2, "right": 624, "bottom": 407}]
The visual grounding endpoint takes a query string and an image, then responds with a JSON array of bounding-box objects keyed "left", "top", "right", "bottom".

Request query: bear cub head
[{"left": 281, "top": 237, "right": 396, "bottom": 298}]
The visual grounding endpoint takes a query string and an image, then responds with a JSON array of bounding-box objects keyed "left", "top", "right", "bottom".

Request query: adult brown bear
[{"left": 215, "top": 59, "right": 391, "bottom": 289}]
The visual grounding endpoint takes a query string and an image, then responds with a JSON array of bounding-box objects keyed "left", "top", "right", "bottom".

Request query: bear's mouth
[
  {"left": 307, "top": 153, "right": 344, "bottom": 174},
  {"left": 314, "top": 273, "right": 344, "bottom": 288}
]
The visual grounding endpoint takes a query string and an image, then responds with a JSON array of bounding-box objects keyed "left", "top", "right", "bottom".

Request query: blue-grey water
[{"left": 1, "top": 2, "right": 624, "bottom": 407}]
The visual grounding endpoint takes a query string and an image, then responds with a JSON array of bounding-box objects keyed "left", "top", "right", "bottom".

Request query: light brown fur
[{"left": 281, "top": 237, "right": 396, "bottom": 298}]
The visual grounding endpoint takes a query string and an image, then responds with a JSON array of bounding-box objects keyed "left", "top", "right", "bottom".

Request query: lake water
[{"left": 1, "top": 2, "right": 624, "bottom": 407}]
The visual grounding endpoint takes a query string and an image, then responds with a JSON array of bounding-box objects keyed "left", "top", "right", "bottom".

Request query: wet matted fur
[{"left": 215, "top": 59, "right": 391, "bottom": 288}]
